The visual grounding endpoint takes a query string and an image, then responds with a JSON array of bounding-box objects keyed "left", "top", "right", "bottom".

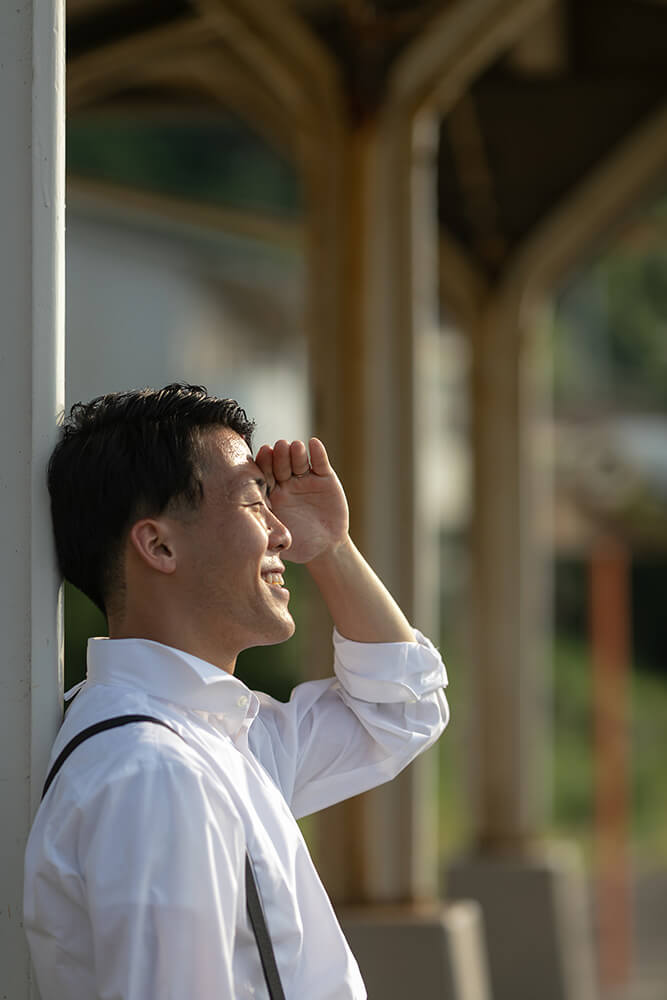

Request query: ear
[{"left": 128, "top": 518, "right": 178, "bottom": 575}]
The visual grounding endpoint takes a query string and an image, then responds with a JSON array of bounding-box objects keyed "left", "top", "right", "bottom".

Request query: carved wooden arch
[
  {"left": 67, "top": 20, "right": 215, "bottom": 112},
  {"left": 189, "top": 2, "right": 349, "bottom": 446},
  {"left": 389, "top": 0, "right": 552, "bottom": 113},
  {"left": 69, "top": 39, "right": 297, "bottom": 183},
  {"left": 194, "top": 0, "right": 342, "bottom": 129},
  {"left": 69, "top": 1, "right": 348, "bottom": 456},
  {"left": 384, "top": 0, "right": 553, "bottom": 331},
  {"left": 67, "top": 1, "right": 345, "bottom": 176},
  {"left": 389, "top": 2, "right": 667, "bottom": 342},
  {"left": 135, "top": 55, "right": 296, "bottom": 156},
  {"left": 495, "top": 100, "right": 667, "bottom": 345}
]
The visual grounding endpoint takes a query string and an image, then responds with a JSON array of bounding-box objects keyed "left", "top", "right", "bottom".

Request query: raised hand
[{"left": 254, "top": 438, "right": 349, "bottom": 564}]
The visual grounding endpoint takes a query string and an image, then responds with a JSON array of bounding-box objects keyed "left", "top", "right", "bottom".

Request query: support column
[
  {"left": 0, "top": 3, "right": 65, "bottom": 998},
  {"left": 308, "top": 108, "right": 439, "bottom": 904},
  {"left": 447, "top": 299, "right": 597, "bottom": 1000},
  {"left": 468, "top": 300, "right": 540, "bottom": 848},
  {"left": 305, "top": 108, "right": 489, "bottom": 998}
]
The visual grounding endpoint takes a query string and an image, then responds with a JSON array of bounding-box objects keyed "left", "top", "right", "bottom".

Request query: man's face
[{"left": 168, "top": 427, "right": 295, "bottom": 664}]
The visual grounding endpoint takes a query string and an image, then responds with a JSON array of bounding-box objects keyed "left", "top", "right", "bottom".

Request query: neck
[{"left": 108, "top": 608, "right": 238, "bottom": 674}]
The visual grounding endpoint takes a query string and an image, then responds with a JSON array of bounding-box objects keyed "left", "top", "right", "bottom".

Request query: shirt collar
[{"left": 86, "top": 637, "right": 260, "bottom": 738}]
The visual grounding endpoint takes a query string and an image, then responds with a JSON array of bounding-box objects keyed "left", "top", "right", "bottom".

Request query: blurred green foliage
[
  {"left": 437, "top": 631, "right": 667, "bottom": 865},
  {"left": 67, "top": 113, "right": 302, "bottom": 219},
  {"left": 64, "top": 582, "right": 107, "bottom": 692},
  {"left": 553, "top": 196, "right": 667, "bottom": 413},
  {"left": 555, "top": 556, "right": 667, "bottom": 676},
  {"left": 550, "top": 635, "right": 667, "bottom": 864},
  {"left": 550, "top": 636, "right": 595, "bottom": 854},
  {"left": 544, "top": 195, "right": 667, "bottom": 869}
]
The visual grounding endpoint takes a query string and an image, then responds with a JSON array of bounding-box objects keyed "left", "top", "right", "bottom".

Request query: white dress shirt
[{"left": 24, "top": 629, "right": 448, "bottom": 1000}]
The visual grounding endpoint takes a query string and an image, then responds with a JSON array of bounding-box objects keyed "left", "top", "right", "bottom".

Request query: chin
[
  {"left": 253, "top": 613, "right": 295, "bottom": 648},
  {"left": 273, "top": 614, "right": 296, "bottom": 644}
]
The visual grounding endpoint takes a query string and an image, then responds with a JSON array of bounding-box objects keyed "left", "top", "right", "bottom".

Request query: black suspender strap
[
  {"left": 245, "top": 854, "right": 287, "bottom": 1000},
  {"left": 41, "top": 714, "right": 287, "bottom": 1000},
  {"left": 41, "top": 715, "right": 178, "bottom": 800}
]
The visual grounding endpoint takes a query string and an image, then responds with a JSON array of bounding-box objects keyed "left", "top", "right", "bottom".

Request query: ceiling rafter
[
  {"left": 445, "top": 91, "right": 507, "bottom": 270},
  {"left": 68, "top": 17, "right": 216, "bottom": 111}
]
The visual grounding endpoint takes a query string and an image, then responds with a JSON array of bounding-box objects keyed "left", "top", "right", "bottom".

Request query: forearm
[{"left": 306, "top": 536, "right": 415, "bottom": 643}]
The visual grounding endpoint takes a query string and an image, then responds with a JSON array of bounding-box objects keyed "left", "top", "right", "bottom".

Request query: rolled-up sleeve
[
  {"left": 333, "top": 627, "right": 448, "bottom": 703},
  {"left": 253, "top": 629, "right": 449, "bottom": 820}
]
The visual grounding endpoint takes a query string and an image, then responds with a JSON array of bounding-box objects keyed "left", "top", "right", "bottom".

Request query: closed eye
[
  {"left": 245, "top": 497, "right": 272, "bottom": 511},
  {"left": 236, "top": 477, "right": 272, "bottom": 508}
]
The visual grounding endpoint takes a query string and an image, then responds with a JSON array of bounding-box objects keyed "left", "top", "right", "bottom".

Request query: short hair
[{"left": 48, "top": 383, "right": 255, "bottom": 614}]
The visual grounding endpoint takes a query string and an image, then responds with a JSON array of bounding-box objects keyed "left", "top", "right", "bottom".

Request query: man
[{"left": 24, "top": 383, "right": 449, "bottom": 999}]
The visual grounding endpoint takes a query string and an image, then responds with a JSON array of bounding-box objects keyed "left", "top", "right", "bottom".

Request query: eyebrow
[{"left": 236, "top": 476, "right": 270, "bottom": 497}]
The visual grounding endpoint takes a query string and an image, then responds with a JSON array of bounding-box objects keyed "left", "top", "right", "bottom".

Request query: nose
[{"left": 267, "top": 509, "right": 292, "bottom": 552}]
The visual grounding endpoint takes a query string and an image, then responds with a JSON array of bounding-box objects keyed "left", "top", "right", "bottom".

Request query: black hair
[{"left": 48, "top": 383, "right": 255, "bottom": 614}]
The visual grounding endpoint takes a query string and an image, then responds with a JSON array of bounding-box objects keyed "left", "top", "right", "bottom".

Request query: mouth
[{"left": 261, "top": 565, "right": 289, "bottom": 596}]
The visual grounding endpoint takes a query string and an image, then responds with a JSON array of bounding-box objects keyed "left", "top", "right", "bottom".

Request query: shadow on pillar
[
  {"left": 447, "top": 844, "right": 598, "bottom": 1000},
  {"left": 340, "top": 901, "right": 491, "bottom": 1000}
]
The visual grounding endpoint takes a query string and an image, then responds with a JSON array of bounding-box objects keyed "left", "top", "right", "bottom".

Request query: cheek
[
  {"left": 248, "top": 509, "right": 272, "bottom": 544},
  {"left": 185, "top": 508, "right": 269, "bottom": 581},
  {"left": 227, "top": 512, "right": 270, "bottom": 568}
]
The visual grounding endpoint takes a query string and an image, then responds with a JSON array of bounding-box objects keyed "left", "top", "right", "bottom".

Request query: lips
[{"left": 261, "top": 559, "right": 287, "bottom": 590}]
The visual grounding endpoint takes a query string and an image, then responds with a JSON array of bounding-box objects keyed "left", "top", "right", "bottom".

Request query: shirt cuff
[{"left": 332, "top": 627, "right": 447, "bottom": 704}]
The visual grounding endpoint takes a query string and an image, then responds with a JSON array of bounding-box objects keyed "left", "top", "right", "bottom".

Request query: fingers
[
  {"left": 290, "top": 440, "right": 310, "bottom": 476},
  {"left": 254, "top": 444, "right": 276, "bottom": 491},
  {"left": 308, "top": 438, "right": 332, "bottom": 476},
  {"left": 272, "top": 439, "right": 311, "bottom": 483},
  {"left": 272, "top": 439, "right": 293, "bottom": 483},
  {"left": 256, "top": 437, "right": 331, "bottom": 485}
]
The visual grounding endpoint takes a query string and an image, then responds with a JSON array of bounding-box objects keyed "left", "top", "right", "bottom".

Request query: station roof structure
[{"left": 65, "top": 0, "right": 667, "bottom": 283}]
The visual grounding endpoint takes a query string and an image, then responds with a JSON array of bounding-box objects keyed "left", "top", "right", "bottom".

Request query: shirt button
[{"left": 237, "top": 695, "right": 249, "bottom": 708}]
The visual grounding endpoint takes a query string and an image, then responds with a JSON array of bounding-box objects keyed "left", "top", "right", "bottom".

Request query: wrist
[
  {"left": 305, "top": 534, "right": 355, "bottom": 580},
  {"left": 305, "top": 534, "right": 415, "bottom": 643}
]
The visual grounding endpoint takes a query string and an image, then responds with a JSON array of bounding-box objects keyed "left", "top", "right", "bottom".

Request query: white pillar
[{"left": 0, "top": 2, "right": 65, "bottom": 997}]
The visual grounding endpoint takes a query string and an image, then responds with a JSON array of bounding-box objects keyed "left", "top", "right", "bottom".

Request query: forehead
[{"left": 200, "top": 426, "right": 258, "bottom": 489}]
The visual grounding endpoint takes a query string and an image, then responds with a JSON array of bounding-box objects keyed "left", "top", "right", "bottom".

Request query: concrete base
[
  {"left": 447, "top": 844, "right": 598, "bottom": 1000},
  {"left": 340, "top": 901, "right": 491, "bottom": 1000}
]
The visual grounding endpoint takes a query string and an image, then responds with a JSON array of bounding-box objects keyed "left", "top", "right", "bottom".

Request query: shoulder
[{"left": 44, "top": 706, "right": 239, "bottom": 826}]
